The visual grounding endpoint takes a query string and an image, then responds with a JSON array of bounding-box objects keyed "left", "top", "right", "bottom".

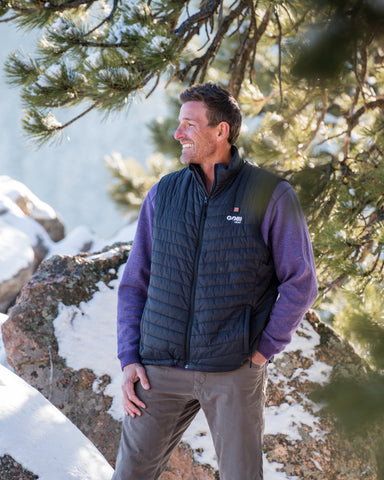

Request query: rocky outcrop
[
  {"left": 0, "top": 455, "right": 38, "bottom": 480},
  {"left": 1, "top": 244, "right": 213, "bottom": 479},
  {"left": 0, "top": 259, "right": 34, "bottom": 314},
  {"left": 0, "top": 176, "right": 65, "bottom": 242},
  {"left": 1, "top": 245, "right": 380, "bottom": 479},
  {"left": 264, "top": 311, "right": 378, "bottom": 479},
  {"left": 0, "top": 176, "right": 65, "bottom": 313},
  {"left": 2, "top": 245, "right": 130, "bottom": 467}
]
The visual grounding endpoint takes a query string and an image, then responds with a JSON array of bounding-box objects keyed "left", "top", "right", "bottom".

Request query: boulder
[
  {"left": 1, "top": 245, "right": 380, "bottom": 479},
  {"left": 263, "top": 311, "right": 378, "bottom": 479},
  {"left": 0, "top": 178, "right": 62, "bottom": 313},
  {"left": 0, "top": 454, "right": 38, "bottom": 480},
  {"left": 2, "top": 245, "right": 130, "bottom": 467},
  {"left": 0, "top": 176, "right": 65, "bottom": 242},
  {"left": 0, "top": 223, "right": 36, "bottom": 313}
]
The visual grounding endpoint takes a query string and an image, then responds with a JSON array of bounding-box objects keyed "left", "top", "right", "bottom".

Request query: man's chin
[{"left": 180, "top": 154, "right": 192, "bottom": 165}]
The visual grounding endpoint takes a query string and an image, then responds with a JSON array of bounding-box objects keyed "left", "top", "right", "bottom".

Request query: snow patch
[
  {"left": 0, "top": 314, "right": 11, "bottom": 369},
  {"left": 0, "top": 365, "right": 113, "bottom": 480},
  {"left": 0, "top": 223, "right": 34, "bottom": 282},
  {"left": 0, "top": 175, "right": 57, "bottom": 221},
  {"left": 53, "top": 272, "right": 124, "bottom": 421}
]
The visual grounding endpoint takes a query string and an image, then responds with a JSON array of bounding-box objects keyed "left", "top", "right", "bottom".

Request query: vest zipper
[{"left": 184, "top": 195, "right": 209, "bottom": 368}]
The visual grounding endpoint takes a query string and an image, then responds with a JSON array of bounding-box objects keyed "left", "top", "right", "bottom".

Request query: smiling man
[{"left": 112, "top": 82, "right": 318, "bottom": 480}]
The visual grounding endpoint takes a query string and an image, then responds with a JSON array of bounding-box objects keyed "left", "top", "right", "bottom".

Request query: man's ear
[{"left": 216, "top": 121, "right": 230, "bottom": 142}]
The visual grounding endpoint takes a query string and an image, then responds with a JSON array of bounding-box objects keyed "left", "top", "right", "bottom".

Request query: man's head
[
  {"left": 174, "top": 83, "right": 242, "bottom": 168},
  {"left": 179, "top": 82, "right": 242, "bottom": 145}
]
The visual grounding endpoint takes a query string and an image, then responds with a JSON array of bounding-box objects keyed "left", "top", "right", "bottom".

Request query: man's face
[{"left": 174, "top": 101, "right": 219, "bottom": 165}]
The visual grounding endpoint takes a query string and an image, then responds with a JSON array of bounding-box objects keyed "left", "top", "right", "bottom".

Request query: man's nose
[{"left": 174, "top": 125, "right": 184, "bottom": 140}]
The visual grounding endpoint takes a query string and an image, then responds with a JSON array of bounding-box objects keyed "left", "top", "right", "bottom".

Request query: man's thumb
[{"left": 139, "top": 368, "right": 150, "bottom": 390}]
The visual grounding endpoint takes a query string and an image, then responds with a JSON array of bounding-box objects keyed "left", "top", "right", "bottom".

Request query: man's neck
[{"left": 201, "top": 148, "right": 232, "bottom": 193}]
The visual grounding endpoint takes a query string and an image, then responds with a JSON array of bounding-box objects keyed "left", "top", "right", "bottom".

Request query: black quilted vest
[{"left": 139, "top": 148, "right": 283, "bottom": 372}]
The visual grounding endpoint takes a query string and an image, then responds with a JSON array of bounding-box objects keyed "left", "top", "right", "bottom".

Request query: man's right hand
[{"left": 121, "top": 363, "right": 151, "bottom": 418}]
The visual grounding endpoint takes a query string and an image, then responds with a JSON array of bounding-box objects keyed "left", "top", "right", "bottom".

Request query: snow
[
  {"left": 0, "top": 365, "right": 113, "bottom": 480},
  {"left": 41, "top": 111, "right": 63, "bottom": 130},
  {"left": 99, "top": 67, "right": 131, "bottom": 82},
  {"left": 0, "top": 176, "right": 57, "bottom": 221},
  {"left": 0, "top": 224, "right": 34, "bottom": 282},
  {"left": 0, "top": 191, "right": 53, "bottom": 282},
  {"left": 85, "top": 51, "right": 103, "bottom": 69},
  {"left": 53, "top": 276, "right": 124, "bottom": 421},
  {"left": 0, "top": 314, "right": 10, "bottom": 369},
  {"left": 0, "top": 175, "right": 138, "bottom": 285}
]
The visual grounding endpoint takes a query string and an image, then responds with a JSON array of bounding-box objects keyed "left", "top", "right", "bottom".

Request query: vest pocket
[{"left": 243, "top": 305, "right": 252, "bottom": 354}]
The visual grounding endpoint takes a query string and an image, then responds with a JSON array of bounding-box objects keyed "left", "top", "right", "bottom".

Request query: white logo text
[{"left": 226, "top": 215, "right": 243, "bottom": 224}]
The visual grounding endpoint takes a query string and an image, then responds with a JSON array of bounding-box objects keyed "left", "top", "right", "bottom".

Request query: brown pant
[{"left": 112, "top": 362, "right": 268, "bottom": 480}]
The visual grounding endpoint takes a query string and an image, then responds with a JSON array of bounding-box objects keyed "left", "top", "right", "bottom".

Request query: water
[{"left": 0, "top": 22, "right": 166, "bottom": 237}]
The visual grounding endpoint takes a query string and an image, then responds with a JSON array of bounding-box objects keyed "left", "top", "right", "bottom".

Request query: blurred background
[{"left": 0, "top": 22, "right": 165, "bottom": 237}]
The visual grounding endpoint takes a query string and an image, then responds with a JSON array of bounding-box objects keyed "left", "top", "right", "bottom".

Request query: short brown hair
[{"left": 179, "top": 82, "right": 242, "bottom": 145}]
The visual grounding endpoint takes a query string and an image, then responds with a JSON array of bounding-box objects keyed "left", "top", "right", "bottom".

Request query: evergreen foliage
[{"left": 2, "top": 0, "right": 384, "bottom": 453}]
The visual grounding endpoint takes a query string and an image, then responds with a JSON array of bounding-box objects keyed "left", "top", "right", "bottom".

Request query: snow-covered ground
[
  {"left": 1, "top": 265, "right": 330, "bottom": 480},
  {"left": 52, "top": 276, "right": 331, "bottom": 479},
  {"left": 0, "top": 177, "right": 332, "bottom": 480},
  {"left": 0, "top": 364, "right": 114, "bottom": 480},
  {"left": 1, "top": 264, "right": 331, "bottom": 480}
]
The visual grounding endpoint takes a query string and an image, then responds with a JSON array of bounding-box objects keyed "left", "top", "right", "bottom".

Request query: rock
[
  {"left": 0, "top": 178, "right": 60, "bottom": 313},
  {"left": 0, "top": 223, "right": 36, "bottom": 313},
  {"left": 0, "top": 176, "right": 65, "bottom": 242},
  {"left": 0, "top": 454, "right": 38, "bottom": 480},
  {"left": 1, "top": 245, "right": 380, "bottom": 479},
  {"left": 1, "top": 244, "right": 215, "bottom": 479},
  {"left": 264, "top": 311, "right": 378, "bottom": 479},
  {"left": 2, "top": 245, "right": 130, "bottom": 465}
]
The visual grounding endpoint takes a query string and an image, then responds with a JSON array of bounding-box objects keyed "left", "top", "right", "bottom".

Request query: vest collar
[{"left": 189, "top": 146, "right": 245, "bottom": 196}]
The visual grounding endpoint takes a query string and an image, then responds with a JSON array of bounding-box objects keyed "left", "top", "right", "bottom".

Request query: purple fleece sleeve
[
  {"left": 257, "top": 181, "right": 318, "bottom": 360},
  {"left": 117, "top": 183, "right": 158, "bottom": 369}
]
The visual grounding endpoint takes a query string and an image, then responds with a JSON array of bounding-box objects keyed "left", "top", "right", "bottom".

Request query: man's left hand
[{"left": 251, "top": 350, "right": 267, "bottom": 366}]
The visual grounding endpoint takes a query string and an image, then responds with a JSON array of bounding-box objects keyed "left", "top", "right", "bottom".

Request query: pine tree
[{"left": 2, "top": 0, "right": 384, "bottom": 454}]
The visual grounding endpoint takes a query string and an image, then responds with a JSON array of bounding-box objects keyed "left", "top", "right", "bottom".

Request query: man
[{"left": 113, "top": 82, "right": 318, "bottom": 480}]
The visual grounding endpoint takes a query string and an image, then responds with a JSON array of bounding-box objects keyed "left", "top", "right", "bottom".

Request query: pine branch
[
  {"left": 85, "top": 0, "right": 118, "bottom": 35},
  {"left": 299, "top": 88, "right": 328, "bottom": 153},
  {"left": 58, "top": 100, "right": 100, "bottom": 128},
  {"left": 11, "top": 0, "right": 94, "bottom": 13},
  {"left": 344, "top": 97, "right": 384, "bottom": 159},
  {"left": 173, "top": 0, "right": 221, "bottom": 39},
  {"left": 274, "top": 4, "right": 283, "bottom": 110},
  {"left": 22, "top": 101, "right": 100, "bottom": 146},
  {"left": 177, "top": 0, "right": 253, "bottom": 91},
  {"left": 228, "top": 3, "right": 271, "bottom": 98},
  {"left": 347, "top": 98, "right": 384, "bottom": 129},
  {"left": 0, "top": 15, "right": 19, "bottom": 22}
]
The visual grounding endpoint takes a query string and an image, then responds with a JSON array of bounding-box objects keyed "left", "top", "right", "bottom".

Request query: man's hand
[
  {"left": 121, "top": 363, "right": 150, "bottom": 418},
  {"left": 251, "top": 350, "right": 267, "bottom": 366}
]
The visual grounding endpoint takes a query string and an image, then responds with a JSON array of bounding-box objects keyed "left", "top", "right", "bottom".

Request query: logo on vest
[
  {"left": 227, "top": 215, "right": 242, "bottom": 224},
  {"left": 227, "top": 207, "right": 243, "bottom": 224}
]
